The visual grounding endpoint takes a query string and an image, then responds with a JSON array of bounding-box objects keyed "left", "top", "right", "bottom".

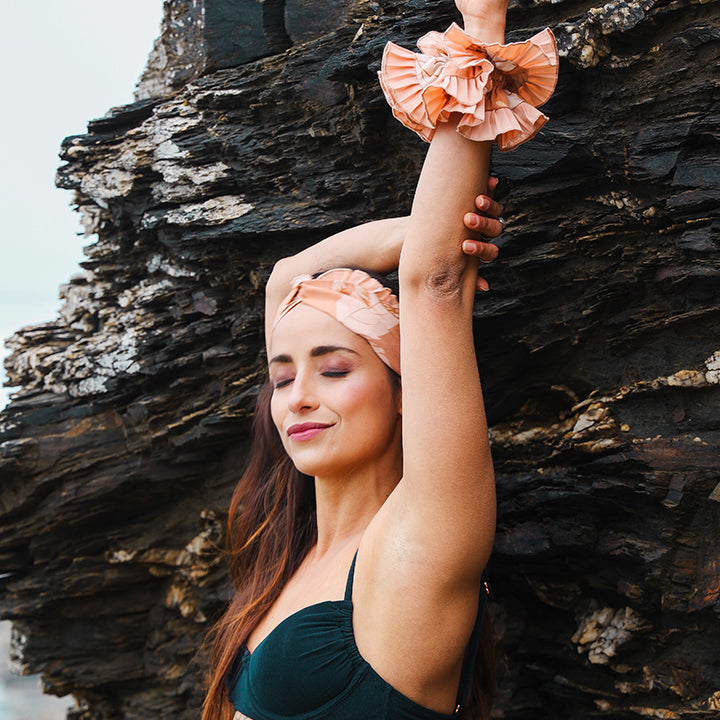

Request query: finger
[
  {"left": 476, "top": 276, "right": 490, "bottom": 292},
  {"left": 487, "top": 176, "right": 498, "bottom": 199},
  {"left": 463, "top": 212, "right": 504, "bottom": 238},
  {"left": 473, "top": 194, "right": 503, "bottom": 219},
  {"left": 462, "top": 239, "right": 500, "bottom": 263}
]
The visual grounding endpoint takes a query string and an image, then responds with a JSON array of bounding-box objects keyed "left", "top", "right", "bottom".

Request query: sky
[{"left": 0, "top": 0, "right": 165, "bottom": 410}]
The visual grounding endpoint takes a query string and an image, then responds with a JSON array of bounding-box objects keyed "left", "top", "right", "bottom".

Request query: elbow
[
  {"left": 266, "top": 257, "right": 295, "bottom": 297},
  {"left": 268, "top": 256, "right": 293, "bottom": 285}
]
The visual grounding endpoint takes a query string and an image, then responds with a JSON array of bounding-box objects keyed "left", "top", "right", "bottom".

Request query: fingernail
[{"left": 463, "top": 240, "right": 476, "bottom": 253}]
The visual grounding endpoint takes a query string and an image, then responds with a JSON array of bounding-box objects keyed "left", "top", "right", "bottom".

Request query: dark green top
[{"left": 227, "top": 554, "right": 487, "bottom": 720}]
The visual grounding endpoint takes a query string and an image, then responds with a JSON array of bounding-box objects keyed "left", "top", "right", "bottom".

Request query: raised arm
[
  {"left": 353, "top": 0, "right": 558, "bottom": 707},
  {"left": 397, "top": 114, "right": 497, "bottom": 559},
  {"left": 264, "top": 195, "right": 504, "bottom": 354},
  {"left": 378, "top": 0, "right": 510, "bottom": 589},
  {"left": 369, "top": 0, "right": 557, "bottom": 579}
]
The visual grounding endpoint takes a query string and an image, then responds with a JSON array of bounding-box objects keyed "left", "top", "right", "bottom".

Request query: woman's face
[{"left": 269, "top": 304, "right": 402, "bottom": 480}]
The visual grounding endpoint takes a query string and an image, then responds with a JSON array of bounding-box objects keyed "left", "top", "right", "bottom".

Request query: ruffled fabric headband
[
  {"left": 272, "top": 269, "right": 401, "bottom": 375},
  {"left": 378, "top": 23, "right": 559, "bottom": 151}
]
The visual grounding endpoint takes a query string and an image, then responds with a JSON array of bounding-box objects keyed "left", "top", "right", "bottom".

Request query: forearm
[
  {"left": 265, "top": 216, "right": 407, "bottom": 343},
  {"left": 399, "top": 5, "right": 505, "bottom": 297},
  {"left": 400, "top": 121, "right": 491, "bottom": 297}
]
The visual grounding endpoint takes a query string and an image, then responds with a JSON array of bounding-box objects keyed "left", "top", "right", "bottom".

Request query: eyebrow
[{"left": 269, "top": 345, "right": 359, "bottom": 365}]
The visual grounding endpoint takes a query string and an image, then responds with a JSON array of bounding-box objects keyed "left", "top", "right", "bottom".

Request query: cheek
[
  {"left": 269, "top": 393, "right": 285, "bottom": 431},
  {"left": 343, "top": 376, "right": 396, "bottom": 420},
  {"left": 339, "top": 377, "right": 380, "bottom": 410}
]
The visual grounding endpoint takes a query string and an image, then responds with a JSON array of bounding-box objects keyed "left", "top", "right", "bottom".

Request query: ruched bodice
[{"left": 226, "top": 555, "right": 488, "bottom": 720}]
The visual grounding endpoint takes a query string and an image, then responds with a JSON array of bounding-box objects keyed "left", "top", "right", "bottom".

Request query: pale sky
[
  {"left": 0, "top": 3, "right": 164, "bottom": 708},
  {"left": 0, "top": 1, "right": 165, "bottom": 409}
]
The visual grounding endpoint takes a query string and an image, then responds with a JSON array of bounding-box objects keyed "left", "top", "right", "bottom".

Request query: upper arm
[
  {"left": 351, "top": 124, "right": 496, "bottom": 699},
  {"left": 393, "top": 269, "right": 496, "bottom": 574},
  {"left": 383, "top": 122, "right": 496, "bottom": 577},
  {"left": 264, "top": 256, "right": 295, "bottom": 354}
]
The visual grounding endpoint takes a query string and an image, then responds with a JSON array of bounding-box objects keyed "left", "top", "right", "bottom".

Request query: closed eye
[
  {"left": 322, "top": 370, "right": 350, "bottom": 378},
  {"left": 274, "top": 378, "right": 293, "bottom": 389}
]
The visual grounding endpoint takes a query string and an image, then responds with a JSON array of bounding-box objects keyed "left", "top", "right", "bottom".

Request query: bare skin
[
  {"left": 264, "top": 179, "right": 503, "bottom": 348},
  {"left": 252, "top": 0, "right": 510, "bottom": 714}
]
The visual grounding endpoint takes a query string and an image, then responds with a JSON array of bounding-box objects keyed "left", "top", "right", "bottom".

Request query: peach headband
[{"left": 272, "top": 268, "right": 401, "bottom": 374}]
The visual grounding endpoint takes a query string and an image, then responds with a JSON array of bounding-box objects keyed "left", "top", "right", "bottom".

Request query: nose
[{"left": 287, "top": 370, "right": 319, "bottom": 413}]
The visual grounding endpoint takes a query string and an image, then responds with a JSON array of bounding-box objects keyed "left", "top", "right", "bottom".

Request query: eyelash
[
  {"left": 322, "top": 370, "right": 350, "bottom": 378},
  {"left": 273, "top": 369, "right": 349, "bottom": 389}
]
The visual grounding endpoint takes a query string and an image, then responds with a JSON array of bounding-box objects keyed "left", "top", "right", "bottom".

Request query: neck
[{"left": 312, "top": 459, "right": 401, "bottom": 557}]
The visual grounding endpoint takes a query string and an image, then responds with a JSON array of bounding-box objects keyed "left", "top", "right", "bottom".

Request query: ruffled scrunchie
[{"left": 378, "top": 23, "right": 558, "bottom": 151}]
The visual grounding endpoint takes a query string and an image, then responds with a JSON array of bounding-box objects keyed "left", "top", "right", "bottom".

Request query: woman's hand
[{"left": 461, "top": 177, "right": 504, "bottom": 291}]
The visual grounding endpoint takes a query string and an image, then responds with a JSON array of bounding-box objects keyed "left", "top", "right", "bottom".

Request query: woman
[{"left": 203, "top": 0, "right": 558, "bottom": 718}]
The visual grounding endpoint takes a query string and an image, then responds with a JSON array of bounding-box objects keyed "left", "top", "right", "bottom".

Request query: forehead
[{"left": 269, "top": 303, "right": 368, "bottom": 357}]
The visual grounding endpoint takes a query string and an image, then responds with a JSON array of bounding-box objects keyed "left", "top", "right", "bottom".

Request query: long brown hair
[
  {"left": 202, "top": 379, "right": 317, "bottom": 720},
  {"left": 203, "top": 376, "right": 495, "bottom": 720}
]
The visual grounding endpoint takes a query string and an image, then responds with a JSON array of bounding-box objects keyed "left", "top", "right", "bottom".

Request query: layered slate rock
[{"left": 1, "top": 0, "right": 719, "bottom": 718}]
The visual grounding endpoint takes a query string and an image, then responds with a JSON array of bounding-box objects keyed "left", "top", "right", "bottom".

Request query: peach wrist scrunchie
[
  {"left": 378, "top": 23, "right": 559, "bottom": 151},
  {"left": 272, "top": 269, "right": 401, "bottom": 375}
]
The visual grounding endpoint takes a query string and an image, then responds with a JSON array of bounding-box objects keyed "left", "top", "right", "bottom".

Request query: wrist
[{"left": 461, "top": 14, "right": 505, "bottom": 43}]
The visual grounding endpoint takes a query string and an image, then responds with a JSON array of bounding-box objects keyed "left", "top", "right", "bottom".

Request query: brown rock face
[{"left": 1, "top": 1, "right": 719, "bottom": 718}]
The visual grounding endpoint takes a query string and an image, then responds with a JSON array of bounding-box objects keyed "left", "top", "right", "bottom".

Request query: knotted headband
[{"left": 272, "top": 268, "right": 401, "bottom": 375}]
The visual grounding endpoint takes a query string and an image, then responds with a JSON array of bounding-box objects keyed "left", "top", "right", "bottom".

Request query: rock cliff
[{"left": 1, "top": 0, "right": 719, "bottom": 718}]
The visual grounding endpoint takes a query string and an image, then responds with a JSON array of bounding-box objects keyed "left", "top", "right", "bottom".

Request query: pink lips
[{"left": 286, "top": 422, "right": 331, "bottom": 441}]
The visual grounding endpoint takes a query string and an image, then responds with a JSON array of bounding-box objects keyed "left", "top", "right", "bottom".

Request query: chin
[
  {"left": 288, "top": 456, "right": 338, "bottom": 478},
  {"left": 286, "top": 447, "right": 357, "bottom": 480}
]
